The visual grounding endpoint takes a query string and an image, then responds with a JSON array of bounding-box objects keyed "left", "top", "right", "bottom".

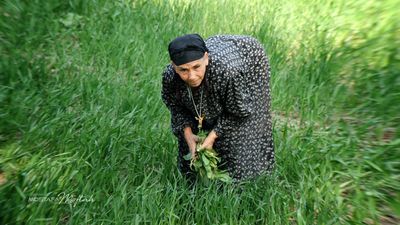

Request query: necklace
[{"left": 187, "top": 85, "right": 205, "bottom": 130}]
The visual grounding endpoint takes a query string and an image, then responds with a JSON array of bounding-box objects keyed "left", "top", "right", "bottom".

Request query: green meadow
[{"left": 1, "top": 0, "right": 399, "bottom": 224}]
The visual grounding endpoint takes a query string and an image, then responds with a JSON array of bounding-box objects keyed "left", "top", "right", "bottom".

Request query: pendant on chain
[
  {"left": 187, "top": 85, "right": 205, "bottom": 130},
  {"left": 196, "top": 114, "right": 205, "bottom": 130}
]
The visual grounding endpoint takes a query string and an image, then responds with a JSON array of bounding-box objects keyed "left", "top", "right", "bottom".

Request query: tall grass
[{"left": 1, "top": 0, "right": 399, "bottom": 224}]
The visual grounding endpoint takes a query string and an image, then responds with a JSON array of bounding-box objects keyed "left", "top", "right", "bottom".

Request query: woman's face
[{"left": 172, "top": 52, "right": 209, "bottom": 87}]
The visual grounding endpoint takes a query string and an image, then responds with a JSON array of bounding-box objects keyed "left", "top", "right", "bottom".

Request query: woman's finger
[{"left": 200, "top": 140, "right": 212, "bottom": 150}]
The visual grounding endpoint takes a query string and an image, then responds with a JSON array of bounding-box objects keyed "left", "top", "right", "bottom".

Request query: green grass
[{"left": 1, "top": 0, "right": 399, "bottom": 224}]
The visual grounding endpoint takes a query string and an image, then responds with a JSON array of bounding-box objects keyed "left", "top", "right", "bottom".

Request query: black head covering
[{"left": 168, "top": 34, "right": 208, "bottom": 66}]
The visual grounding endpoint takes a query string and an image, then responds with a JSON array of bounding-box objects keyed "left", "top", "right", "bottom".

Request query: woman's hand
[
  {"left": 183, "top": 127, "right": 199, "bottom": 158},
  {"left": 200, "top": 130, "right": 218, "bottom": 150}
]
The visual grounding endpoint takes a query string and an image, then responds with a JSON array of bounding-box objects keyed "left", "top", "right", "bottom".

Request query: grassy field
[{"left": 1, "top": 0, "right": 399, "bottom": 224}]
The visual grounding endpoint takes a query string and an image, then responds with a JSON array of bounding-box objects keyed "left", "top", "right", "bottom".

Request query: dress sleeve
[
  {"left": 161, "top": 68, "right": 195, "bottom": 137},
  {"left": 212, "top": 70, "right": 253, "bottom": 138}
]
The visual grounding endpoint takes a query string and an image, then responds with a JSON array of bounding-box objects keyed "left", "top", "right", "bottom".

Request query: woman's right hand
[{"left": 183, "top": 126, "right": 199, "bottom": 159}]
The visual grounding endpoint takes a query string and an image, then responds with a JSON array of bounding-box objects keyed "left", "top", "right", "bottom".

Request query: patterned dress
[{"left": 161, "top": 35, "right": 274, "bottom": 183}]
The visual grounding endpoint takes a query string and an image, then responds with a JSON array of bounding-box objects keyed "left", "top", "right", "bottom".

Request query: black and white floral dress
[{"left": 161, "top": 35, "right": 274, "bottom": 183}]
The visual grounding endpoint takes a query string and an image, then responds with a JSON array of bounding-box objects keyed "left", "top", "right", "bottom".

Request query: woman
[{"left": 161, "top": 34, "right": 274, "bottom": 184}]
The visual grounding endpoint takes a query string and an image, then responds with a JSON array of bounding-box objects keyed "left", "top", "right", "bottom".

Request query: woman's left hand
[{"left": 200, "top": 130, "right": 218, "bottom": 150}]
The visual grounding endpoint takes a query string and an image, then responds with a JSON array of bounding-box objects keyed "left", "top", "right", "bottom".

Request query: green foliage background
[{"left": 0, "top": 0, "right": 399, "bottom": 224}]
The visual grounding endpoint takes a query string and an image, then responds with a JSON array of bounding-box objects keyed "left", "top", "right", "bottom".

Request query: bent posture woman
[{"left": 161, "top": 34, "right": 274, "bottom": 183}]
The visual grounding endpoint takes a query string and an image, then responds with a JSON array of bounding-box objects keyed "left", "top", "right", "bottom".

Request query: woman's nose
[{"left": 188, "top": 71, "right": 195, "bottom": 79}]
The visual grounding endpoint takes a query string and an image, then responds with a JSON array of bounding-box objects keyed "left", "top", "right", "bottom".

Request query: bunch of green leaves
[{"left": 183, "top": 131, "right": 232, "bottom": 183}]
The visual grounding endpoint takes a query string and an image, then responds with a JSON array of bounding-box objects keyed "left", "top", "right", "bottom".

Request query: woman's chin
[{"left": 188, "top": 82, "right": 200, "bottom": 87}]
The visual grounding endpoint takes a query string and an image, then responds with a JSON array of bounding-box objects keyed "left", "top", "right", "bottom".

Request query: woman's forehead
[{"left": 176, "top": 58, "right": 204, "bottom": 69}]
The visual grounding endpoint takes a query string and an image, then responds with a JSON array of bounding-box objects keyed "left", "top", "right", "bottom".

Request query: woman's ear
[
  {"left": 204, "top": 52, "right": 209, "bottom": 66},
  {"left": 171, "top": 61, "right": 176, "bottom": 70}
]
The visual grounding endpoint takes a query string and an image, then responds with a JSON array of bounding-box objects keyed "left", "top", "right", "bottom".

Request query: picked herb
[{"left": 183, "top": 130, "right": 232, "bottom": 183}]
